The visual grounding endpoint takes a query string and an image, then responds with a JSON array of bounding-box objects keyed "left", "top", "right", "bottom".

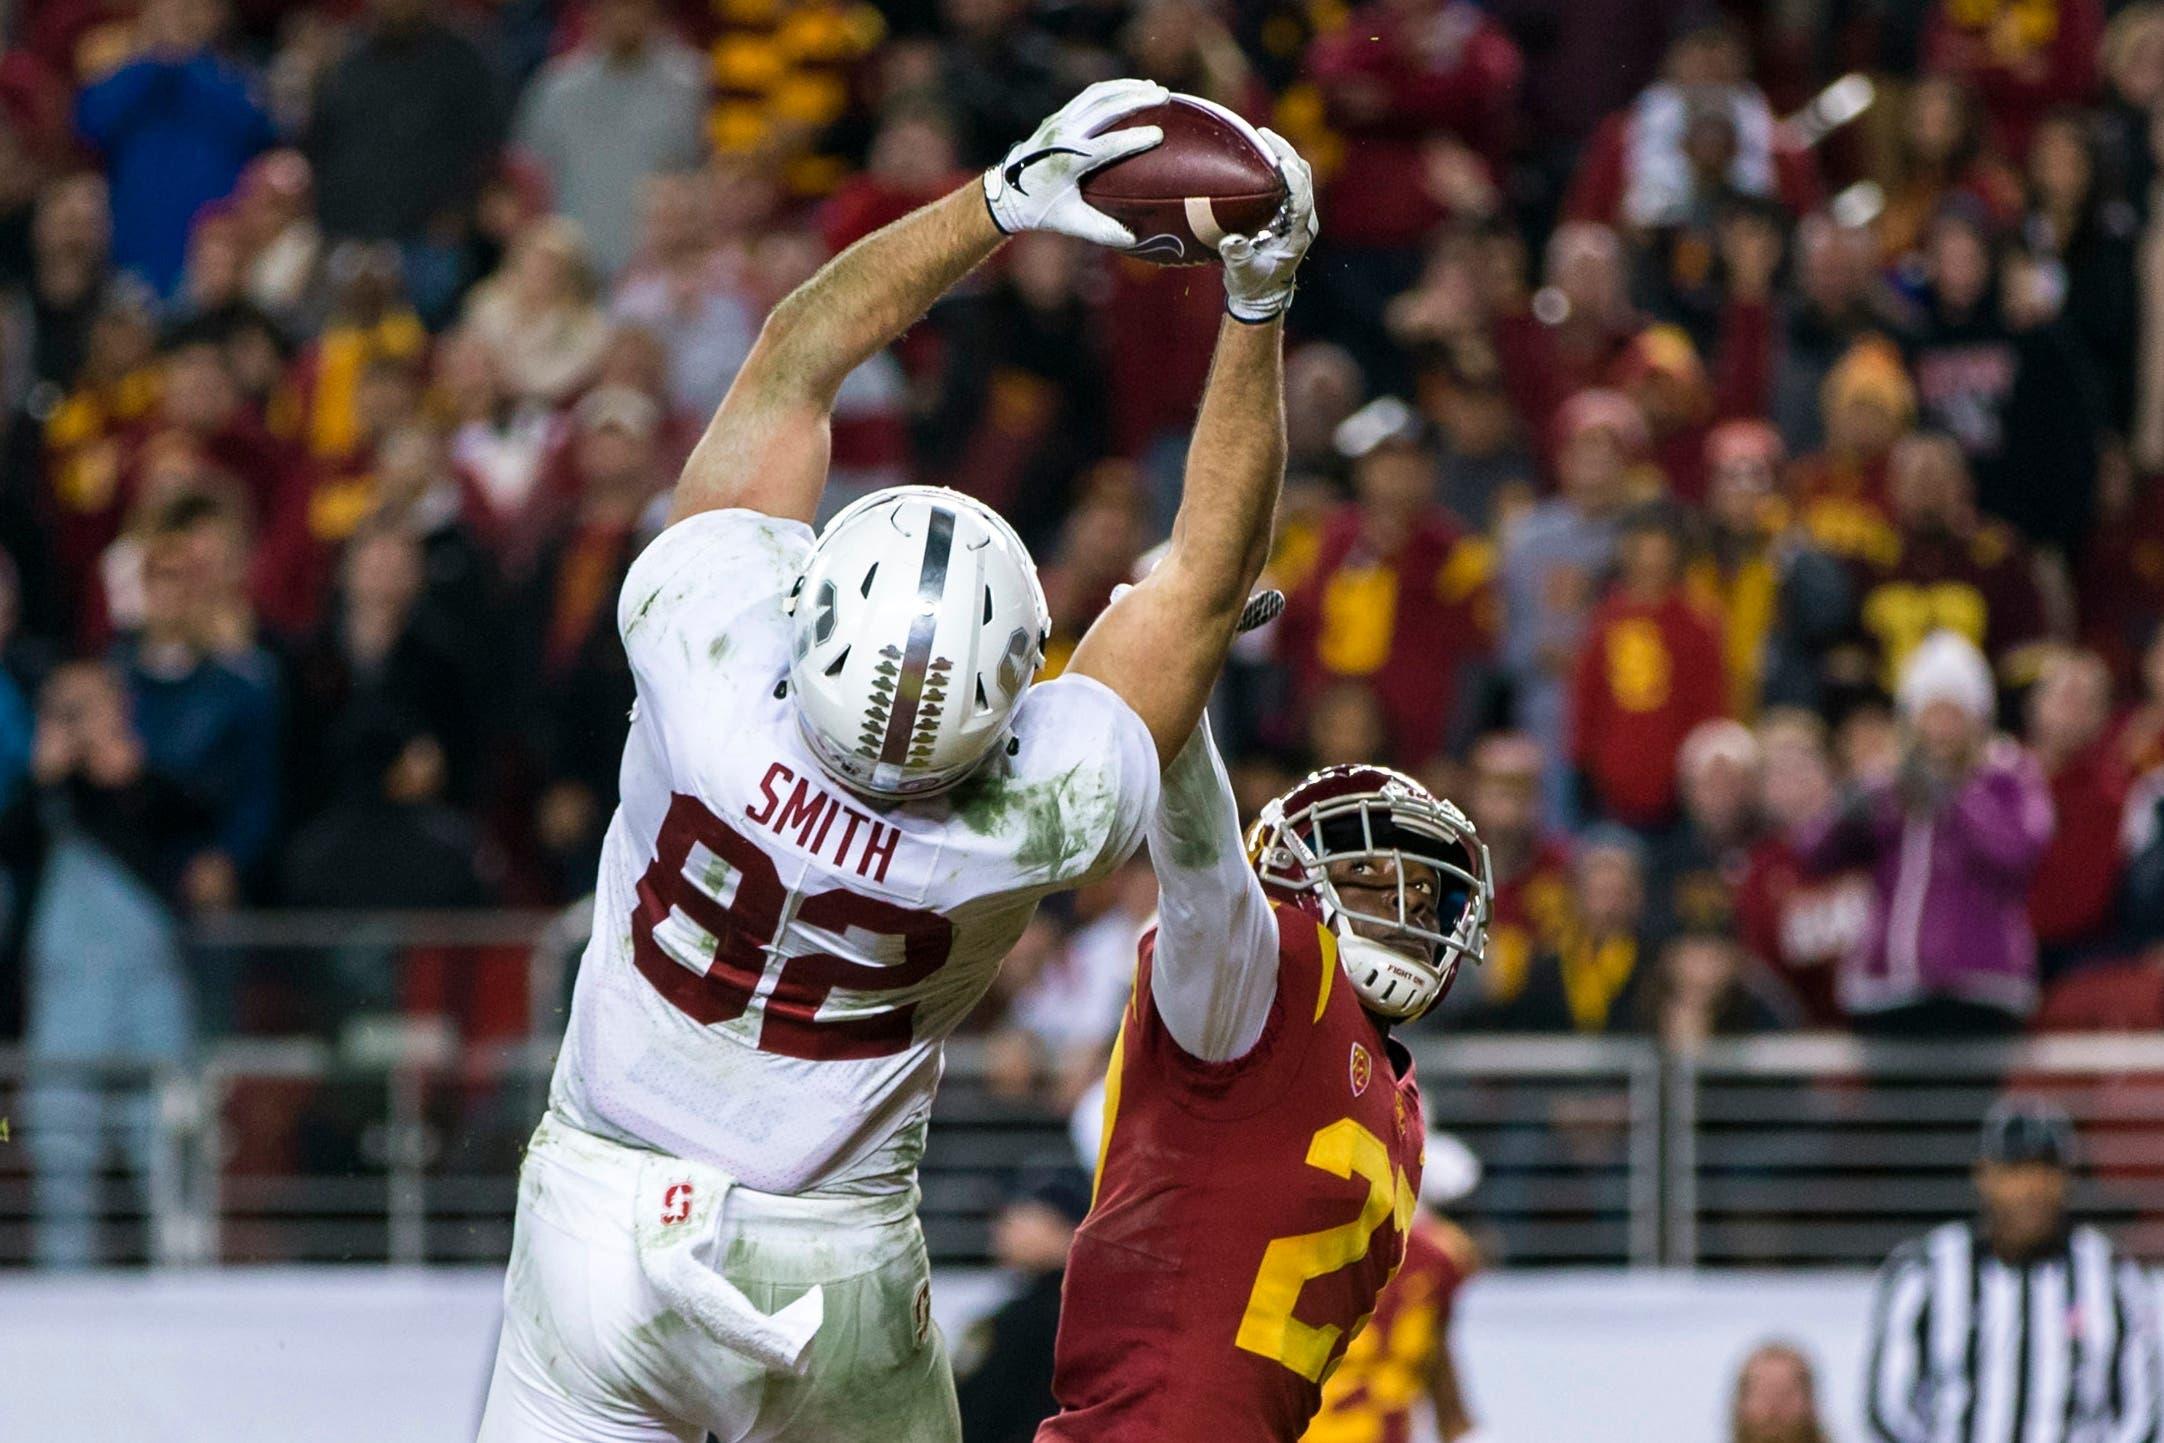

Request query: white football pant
[{"left": 477, "top": 1112, "right": 959, "bottom": 1442}]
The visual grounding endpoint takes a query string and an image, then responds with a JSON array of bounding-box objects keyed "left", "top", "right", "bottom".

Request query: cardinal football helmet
[{"left": 1247, "top": 764, "right": 1491, "bottom": 1020}]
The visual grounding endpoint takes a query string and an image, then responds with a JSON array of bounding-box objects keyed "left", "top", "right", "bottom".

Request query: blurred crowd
[{"left": 6, "top": 0, "right": 2164, "bottom": 1090}]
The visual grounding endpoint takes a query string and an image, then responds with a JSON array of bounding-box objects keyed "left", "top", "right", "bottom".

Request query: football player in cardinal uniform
[
  {"left": 477, "top": 81, "right": 1319, "bottom": 1443},
  {"left": 1039, "top": 754, "right": 1492, "bottom": 1442}
]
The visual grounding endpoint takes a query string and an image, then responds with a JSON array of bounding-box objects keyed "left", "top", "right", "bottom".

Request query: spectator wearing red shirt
[
  {"left": 1923, "top": 0, "right": 2105, "bottom": 160},
  {"left": 1279, "top": 398, "right": 1495, "bottom": 769},
  {"left": 1571, "top": 502, "right": 1729, "bottom": 830},
  {"left": 1304, "top": 0, "right": 1521, "bottom": 248},
  {"left": 1736, "top": 708, "right": 1875, "bottom": 1025},
  {"left": 2025, "top": 648, "right": 2130, "bottom": 969},
  {"left": 1492, "top": 221, "right": 1641, "bottom": 463}
]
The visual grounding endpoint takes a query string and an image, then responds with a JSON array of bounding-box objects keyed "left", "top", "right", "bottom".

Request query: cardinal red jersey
[
  {"left": 1303, "top": 1214, "right": 1474, "bottom": 1443},
  {"left": 1040, "top": 904, "right": 1426, "bottom": 1443}
]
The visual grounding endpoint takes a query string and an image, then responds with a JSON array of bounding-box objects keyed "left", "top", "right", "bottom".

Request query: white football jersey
[{"left": 550, "top": 508, "right": 1160, "bottom": 1196}]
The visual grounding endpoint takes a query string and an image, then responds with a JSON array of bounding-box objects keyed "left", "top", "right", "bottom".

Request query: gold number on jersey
[{"left": 1234, "top": 1117, "right": 1417, "bottom": 1383}]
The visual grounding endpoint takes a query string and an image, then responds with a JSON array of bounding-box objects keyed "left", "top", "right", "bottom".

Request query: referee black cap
[{"left": 1979, "top": 1096, "right": 2077, "bottom": 1168}]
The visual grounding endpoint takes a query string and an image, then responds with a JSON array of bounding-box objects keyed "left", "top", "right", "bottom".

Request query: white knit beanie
[{"left": 1896, "top": 630, "right": 1995, "bottom": 723}]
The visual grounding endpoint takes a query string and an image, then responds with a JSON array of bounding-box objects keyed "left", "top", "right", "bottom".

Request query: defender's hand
[
  {"left": 984, "top": 79, "right": 1169, "bottom": 248},
  {"left": 1220, "top": 128, "right": 1317, "bottom": 324}
]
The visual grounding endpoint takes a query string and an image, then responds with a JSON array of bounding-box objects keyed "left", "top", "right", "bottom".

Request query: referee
[{"left": 1865, "top": 1098, "right": 2163, "bottom": 1443}]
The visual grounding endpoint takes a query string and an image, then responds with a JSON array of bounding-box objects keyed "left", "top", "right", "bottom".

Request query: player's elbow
[{"left": 744, "top": 292, "right": 847, "bottom": 406}]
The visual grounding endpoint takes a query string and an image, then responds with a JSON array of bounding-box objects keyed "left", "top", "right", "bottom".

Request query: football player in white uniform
[{"left": 476, "top": 80, "right": 1318, "bottom": 1443}]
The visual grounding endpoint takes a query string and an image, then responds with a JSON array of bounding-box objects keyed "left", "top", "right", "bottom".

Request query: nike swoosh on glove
[{"left": 984, "top": 78, "right": 1169, "bottom": 248}]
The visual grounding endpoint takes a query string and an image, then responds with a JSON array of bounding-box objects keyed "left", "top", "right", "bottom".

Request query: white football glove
[
  {"left": 1219, "top": 128, "right": 1318, "bottom": 324},
  {"left": 984, "top": 78, "right": 1169, "bottom": 248}
]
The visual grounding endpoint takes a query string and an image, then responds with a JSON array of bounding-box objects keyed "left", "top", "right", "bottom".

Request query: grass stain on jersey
[
  {"left": 708, "top": 634, "right": 731, "bottom": 665},
  {"left": 950, "top": 762, "right": 1106, "bottom": 876},
  {"left": 625, "top": 585, "right": 665, "bottom": 637}
]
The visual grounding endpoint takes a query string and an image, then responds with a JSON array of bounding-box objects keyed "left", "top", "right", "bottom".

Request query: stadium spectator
[
  {"left": 460, "top": 217, "right": 610, "bottom": 408},
  {"left": 610, "top": 171, "right": 758, "bottom": 423},
  {"left": 2024, "top": 648, "right": 2130, "bottom": 971},
  {"left": 1730, "top": 1340, "right": 1829, "bottom": 1443},
  {"left": 1697, "top": 418, "right": 1854, "bottom": 717},
  {"left": 1876, "top": 76, "right": 2023, "bottom": 269},
  {"left": 1279, "top": 397, "right": 1494, "bottom": 770},
  {"left": 2021, "top": 108, "right": 2140, "bottom": 438},
  {"left": 1498, "top": 388, "right": 1636, "bottom": 823},
  {"left": 72, "top": 0, "right": 274, "bottom": 298},
  {"left": 286, "top": 518, "right": 477, "bottom": 824},
  {"left": 1901, "top": 202, "right": 2103, "bottom": 555},
  {"left": 1922, "top": 0, "right": 2105, "bottom": 159},
  {"left": 922, "top": 233, "right": 1112, "bottom": 547},
  {"left": 1451, "top": 731, "right": 1571, "bottom": 1019},
  {"left": 282, "top": 702, "right": 492, "bottom": 913},
  {"left": 1646, "top": 718, "right": 1763, "bottom": 943},
  {"left": 517, "top": 385, "right": 665, "bottom": 894},
  {"left": 1569, "top": 502, "right": 1728, "bottom": 831},
  {"left": 1639, "top": 929, "right": 1790, "bottom": 1053},
  {"left": 998, "top": 855, "right": 1155, "bottom": 1106},
  {"left": 1863, "top": 1098, "right": 2162, "bottom": 1443},
  {"left": 509, "top": 0, "right": 706, "bottom": 280},
  {"left": 1787, "top": 336, "right": 1914, "bottom": 569},
  {"left": 23, "top": 171, "right": 113, "bottom": 392},
  {"left": 1492, "top": 225, "right": 1640, "bottom": 455},
  {"left": 1843, "top": 432, "right": 2052, "bottom": 701},
  {"left": 1737, "top": 709, "right": 1873, "bottom": 1026},
  {"left": 116, "top": 492, "right": 280, "bottom": 906},
  {"left": 953, "top": 1167, "right": 1091, "bottom": 1443},
  {"left": 435, "top": 326, "right": 564, "bottom": 571},
  {"left": 1765, "top": 214, "right": 1888, "bottom": 451},
  {"left": 21, "top": 659, "right": 202, "bottom": 1267},
  {"left": 1799, "top": 630, "right": 2053, "bottom": 1035},
  {"left": 2096, "top": 5, "right": 2164, "bottom": 223},
  {"left": 1562, "top": 20, "right": 1819, "bottom": 235},
  {"left": 1301, "top": 0, "right": 1522, "bottom": 376},
  {"left": 304, "top": 0, "right": 501, "bottom": 319},
  {"left": 1477, "top": 824, "right": 1650, "bottom": 1033}
]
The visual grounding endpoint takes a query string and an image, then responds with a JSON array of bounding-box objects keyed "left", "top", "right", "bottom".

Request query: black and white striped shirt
[{"left": 1867, "top": 1221, "right": 2163, "bottom": 1443}]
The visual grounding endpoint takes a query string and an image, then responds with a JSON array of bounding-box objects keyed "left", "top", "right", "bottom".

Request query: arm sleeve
[
  {"left": 1945, "top": 749, "right": 2055, "bottom": 887},
  {"left": 2109, "top": 1257, "right": 2164, "bottom": 1443},
  {"left": 1865, "top": 1244, "right": 1934, "bottom": 1443},
  {"left": 1146, "top": 715, "right": 1281, "bottom": 1063}
]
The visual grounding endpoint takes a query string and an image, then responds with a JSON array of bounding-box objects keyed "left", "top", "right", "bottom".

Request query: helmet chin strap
[{"left": 1328, "top": 910, "right": 1446, "bottom": 1021}]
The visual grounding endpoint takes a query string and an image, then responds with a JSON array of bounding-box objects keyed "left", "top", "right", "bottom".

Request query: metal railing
[{"left": 12, "top": 910, "right": 2164, "bottom": 1270}]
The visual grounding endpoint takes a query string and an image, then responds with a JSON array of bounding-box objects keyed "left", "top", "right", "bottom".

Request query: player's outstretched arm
[
  {"left": 670, "top": 79, "right": 1169, "bottom": 527},
  {"left": 668, "top": 185, "right": 1001, "bottom": 526},
  {"left": 1067, "top": 131, "right": 1314, "bottom": 766}
]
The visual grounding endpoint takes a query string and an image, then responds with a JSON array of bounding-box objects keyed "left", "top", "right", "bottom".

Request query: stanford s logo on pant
[
  {"left": 660, "top": 1181, "right": 694, "bottom": 1226},
  {"left": 1349, "top": 1043, "right": 1372, "bottom": 1098}
]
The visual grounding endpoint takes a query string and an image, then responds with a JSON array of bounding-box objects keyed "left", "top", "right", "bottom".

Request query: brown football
[{"left": 1079, "top": 95, "right": 1286, "bottom": 267}]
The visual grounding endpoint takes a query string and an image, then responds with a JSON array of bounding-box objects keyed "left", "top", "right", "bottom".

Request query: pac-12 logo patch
[
  {"left": 1349, "top": 1042, "right": 1373, "bottom": 1097},
  {"left": 660, "top": 1181, "right": 694, "bottom": 1226}
]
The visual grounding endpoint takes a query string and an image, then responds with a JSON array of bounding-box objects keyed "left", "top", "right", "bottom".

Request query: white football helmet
[{"left": 783, "top": 486, "right": 1050, "bottom": 800}]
